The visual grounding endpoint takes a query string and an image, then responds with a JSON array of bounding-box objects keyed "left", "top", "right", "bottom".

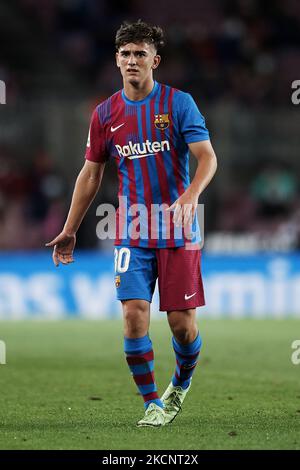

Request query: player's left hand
[{"left": 167, "top": 189, "right": 199, "bottom": 227}]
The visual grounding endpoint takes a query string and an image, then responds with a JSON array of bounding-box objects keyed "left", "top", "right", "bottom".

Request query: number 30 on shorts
[{"left": 114, "top": 247, "right": 131, "bottom": 273}]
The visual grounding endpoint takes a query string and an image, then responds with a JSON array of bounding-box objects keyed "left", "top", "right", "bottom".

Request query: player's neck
[{"left": 123, "top": 78, "right": 155, "bottom": 102}]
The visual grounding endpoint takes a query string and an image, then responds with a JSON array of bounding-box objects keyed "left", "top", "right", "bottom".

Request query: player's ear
[
  {"left": 152, "top": 55, "right": 161, "bottom": 70},
  {"left": 116, "top": 52, "right": 120, "bottom": 68}
]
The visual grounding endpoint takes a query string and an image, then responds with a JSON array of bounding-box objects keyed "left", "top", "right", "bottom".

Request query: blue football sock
[{"left": 171, "top": 332, "right": 202, "bottom": 389}]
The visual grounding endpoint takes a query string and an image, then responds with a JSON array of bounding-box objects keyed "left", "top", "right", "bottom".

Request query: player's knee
[
  {"left": 172, "top": 326, "right": 190, "bottom": 344},
  {"left": 123, "top": 303, "right": 148, "bottom": 337},
  {"left": 171, "top": 323, "right": 199, "bottom": 345}
]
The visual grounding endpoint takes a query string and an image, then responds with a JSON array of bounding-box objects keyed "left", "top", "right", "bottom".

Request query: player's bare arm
[
  {"left": 169, "top": 140, "right": 217, "bottom": 226},
  {"left": 46, "top": 160, "right": 105, "bottom": 266}
]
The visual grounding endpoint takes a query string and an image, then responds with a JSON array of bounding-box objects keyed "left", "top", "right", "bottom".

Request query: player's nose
[{"left": 128, "top": 54, "right": 137, "bottom": 66}]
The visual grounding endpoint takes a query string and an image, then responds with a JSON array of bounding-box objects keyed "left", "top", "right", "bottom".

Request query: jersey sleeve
[
  {"left": 176, "top": 92, "right": 210, "bottom": 144},
  {"left": 85, "top": 107, "right": 109, "bottom": 163}
]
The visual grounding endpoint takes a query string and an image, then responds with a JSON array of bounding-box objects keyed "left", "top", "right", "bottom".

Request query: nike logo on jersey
[
  {"left": 111, "top": 123, "right": 125, "bottom": 132},
  {"left": 185, "top": 292, "right": 196, "bottom": 300}
]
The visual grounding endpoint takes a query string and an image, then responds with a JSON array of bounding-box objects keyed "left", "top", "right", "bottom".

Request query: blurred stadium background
[{"left": 1, "top": 0, "right": 300, "bottom": 451}]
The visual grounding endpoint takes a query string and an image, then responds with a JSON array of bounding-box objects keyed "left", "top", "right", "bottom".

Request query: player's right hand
[{"left": 45, "top": 231, "right": 76, "bottom": 267}]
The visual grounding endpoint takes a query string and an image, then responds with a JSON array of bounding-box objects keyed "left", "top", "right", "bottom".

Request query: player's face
[{"left": 116, "top": 42, "right": 160, "bottom": 86}]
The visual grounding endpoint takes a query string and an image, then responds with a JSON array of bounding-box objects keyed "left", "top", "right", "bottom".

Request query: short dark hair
[{"left": 115, "top": 20, "right": 165, "bottom": 52}]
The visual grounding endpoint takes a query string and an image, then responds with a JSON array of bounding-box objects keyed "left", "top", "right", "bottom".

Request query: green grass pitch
[{"left": 0, "top": 319, "right": 299, "bottom": 450}]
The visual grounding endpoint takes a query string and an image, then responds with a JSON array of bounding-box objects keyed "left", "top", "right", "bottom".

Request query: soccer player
[{"left": 46, "top": 20, "right": 217, "bottom": 427}]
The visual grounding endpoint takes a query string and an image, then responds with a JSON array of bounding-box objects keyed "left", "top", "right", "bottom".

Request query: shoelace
[
  {"left": 146, "top": 406, "right": 156, "bottom": 416},
  {"left": 145, "top": 405, "right": 163, "bottom": 423},
  {"left": 164, "top": 390, "right": 182, "bottom": 412}
]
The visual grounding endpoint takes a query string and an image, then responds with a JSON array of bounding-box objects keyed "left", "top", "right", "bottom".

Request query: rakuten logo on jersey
[{"left": 115, "top": 140, "right": 170, "bottom": 159}]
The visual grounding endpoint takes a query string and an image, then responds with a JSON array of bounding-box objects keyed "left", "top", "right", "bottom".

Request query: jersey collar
[{"left": 121, "top": 81, "right": 159, "bottom": 105}]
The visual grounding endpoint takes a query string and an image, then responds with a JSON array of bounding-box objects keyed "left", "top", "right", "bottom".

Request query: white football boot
[
  {"left": 161, "top": 381, "right": 192, "bottom": 424},
  {"left": 136, "top": 403, "right": 166, "bottom": 427}
]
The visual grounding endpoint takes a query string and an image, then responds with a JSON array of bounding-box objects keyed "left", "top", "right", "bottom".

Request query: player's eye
[{"left": 136, "top": 52, "right": 146, "bottom": 57}]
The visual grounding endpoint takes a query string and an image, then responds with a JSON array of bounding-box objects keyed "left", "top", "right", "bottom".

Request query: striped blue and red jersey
[{"left": 85, "top": 81, "right": 210, "bottom": 248}]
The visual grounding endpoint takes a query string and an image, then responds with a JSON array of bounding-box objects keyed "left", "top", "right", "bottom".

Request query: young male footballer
[{"left": 46, "top": 20, "right": 217, "bottom": 427}]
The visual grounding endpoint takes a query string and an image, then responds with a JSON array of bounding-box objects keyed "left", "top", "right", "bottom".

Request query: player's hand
[
  {"left": 45, "top": 231, "right": 76, "bottom": 267},
  {"left": 167, "top": 189, "right": 199, "bottom": 227}
]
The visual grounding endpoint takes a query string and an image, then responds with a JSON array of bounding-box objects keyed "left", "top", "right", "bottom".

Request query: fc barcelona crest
[
  {"left": 115, "top": 275, "right": 121, "bottom": 288},
  {"left": 154, "top": 113, "right": 170, "bottom": 130}
]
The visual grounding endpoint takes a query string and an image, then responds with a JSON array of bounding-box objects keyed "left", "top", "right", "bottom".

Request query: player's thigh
[
  {"left": 167, "top": 308, "right": 198, "bottom": 343},
  {"left": 156, "top": 246, "right": 205, "bottom": 312},
  {"left": 167, "top": 308, "right": 197, "bottom": 329}
]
